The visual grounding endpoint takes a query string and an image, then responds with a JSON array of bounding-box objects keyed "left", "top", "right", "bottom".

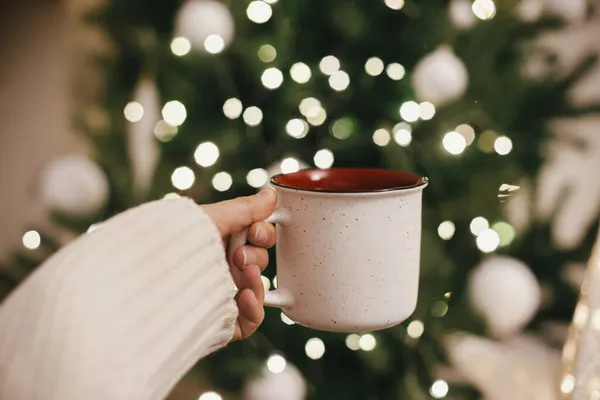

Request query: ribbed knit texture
[{"left": 0, "top": 198, "right": 238, "bottom": 400}]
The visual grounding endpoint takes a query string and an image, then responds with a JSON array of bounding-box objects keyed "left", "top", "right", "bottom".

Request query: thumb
[{"left": 203, "top": 187, "right": 277, "bottom": 237}]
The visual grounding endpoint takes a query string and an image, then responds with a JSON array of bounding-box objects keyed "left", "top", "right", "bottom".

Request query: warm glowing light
[
  {"left": 299, "top": 97, "right": 322, "bottom": 118},
  {"left": 307, "top": 108, "right": 327, "bottom": 126},
  {"left": 171, "top": 37, "right": 191, "bottom": 56},
  {"left": 399, "top": 101, "right": 420, "bottom": 122},
  {"left": 419, "top": 102, "right": 436, "bottom": 120},
  {"left": 124, "top": 101, "right": 144, "bottom": 123},
  {"left": 365, "top": 57, "right": 385, "bottom": 76},
  {"left": 243, "top": 106, "right": 263, "bottom": 126},
  {"left": 154, "top": 120, "right": 178, "bottom": 142},
  {"left": 272, "top": 276, "right": 277, "bottom": 288},
  {"left": 346, "top": 334, "right": 361, "bottom": 350},
  {"left": 246, "top": 168, "right": 269, "bottom": 188},
  {"left": 163, "top": 193, "right": 181, "bottom": 200},
  {"left": 171, "top": 167, "right": 195, "bottom": 190},
  {"left": 22, "top": 230, "right": 41, "bottom": 250},
  {"left": 223, "top": 98, "right": 243, "bottom": 119},
  {"left": 319, "top": 55, "right": 340, "bottom": 75},
  {"left": 407, "top": 320, "right": 424, "bottom": 338},
  {"left": 359, "top": 334, "right": 377, "bottom": 351},
  {"left": 385, "top": 0, "right": 405, "bottom": 10},
  {"left": 247, "top": 1, "right": 272, "bottom": 23},
  {"left": 286, "top": 118, "right": 309, "bottom": 139},
  {"left": 438, "top": 221, "right": 456, "bottom": 240},
  {"left": 494, "top": 136, "right": 513, "bottom": 155},
  {"left": 194, "top": 142, "right": 220, "bottom": 167},
  {"left": 281, "top": 158, "right": 300, "bottom": 173},
  {"left": 281, "top": 312, "right": 295, "bottom": 325},
  {"left": 456, "top": 124, "right": 476, "bottom": 145},
  {"left": 430, "top": 380, "right": 449, "bottom": 398},
  {"left": 373, "top": 128, "right": 391, "bottom": 146},
  {"left": 198, "top": 392, "right": 222, "bottom": 400},
  {"left": 331, "top": 118, "right": 353, "bottom": 140},
  {"left": 472, "top": 0, "right": 496, "bottom": 20},
  {"left": 470, "top": 217, "right": 489, "bottom": 235},
  {"left": 212, "top": 172, "right": 232, "bottom": 192},
  {"left": 314, "top": 149, "right": 334, "bottom": 169},
  {"left": 266, "top": 354, "right": 287, "bottom": 373},
  {"left": 305, "top": 338, "right": 326, "bottom": 359},
  {"left": 442, "top": 131, "right": 467, "bottom": 155},
  {"left": 290, "top": 62, "right": 312, "bottom": 83},
  {"left": 328, "top": 71, "right": 350, "bottom": 91},
  {"left": 204, "top": 34, "right": 225, "bottom": 54},
  {"left": 394, "top": 129, "right": 412, "bottom": 147},
  {"left": 492, "top": 221, "right": 516, "bottom": 246},
  {"left": 262, "top": 67, "right": 284, "bottom": 89},
  {"left": 476, "top": 228, "right": 500, "bottom": 253},
  {"left": 258, "top": 44, "right": 276, "bottom": 62},
  {"left": 162, "top": 101, "right": 187, "bottom": 126},
  {"left": 386, "top": 63, "right": 406, "bottom": 80},
  {"left": 560, "top": 374, "right": 575, "bottom": 394}
]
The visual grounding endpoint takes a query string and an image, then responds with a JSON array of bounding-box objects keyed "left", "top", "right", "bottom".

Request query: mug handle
[{"left": 227, "top": 208, "right": 294, "bottom": 309}]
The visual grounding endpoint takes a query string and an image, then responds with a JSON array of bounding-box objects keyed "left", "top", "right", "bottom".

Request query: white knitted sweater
[{"left": 0, "top": 198, "right": 238, "bottom": 400}]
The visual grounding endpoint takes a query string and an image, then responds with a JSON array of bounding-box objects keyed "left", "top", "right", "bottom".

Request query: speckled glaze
[{"left": 229, "top": 169, "right": 428, "bottom": 333}]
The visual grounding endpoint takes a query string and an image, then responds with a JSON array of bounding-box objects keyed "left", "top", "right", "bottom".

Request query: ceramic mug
[{"left": 227, "top": 168, "right": 428, "bottom": 333}]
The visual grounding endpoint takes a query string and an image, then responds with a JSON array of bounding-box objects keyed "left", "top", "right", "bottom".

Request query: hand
[{"left": 202, "top": 188, "right": 277, "bottom": 340}]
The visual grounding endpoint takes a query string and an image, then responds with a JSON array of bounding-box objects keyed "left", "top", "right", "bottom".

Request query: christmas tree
[{"left": 2, "top": 0, "right": 600, "bottom": 399}]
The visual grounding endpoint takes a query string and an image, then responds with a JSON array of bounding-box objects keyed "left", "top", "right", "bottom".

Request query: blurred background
[{"left": 2, "top": 0, "right": 600, "bottom": 399}]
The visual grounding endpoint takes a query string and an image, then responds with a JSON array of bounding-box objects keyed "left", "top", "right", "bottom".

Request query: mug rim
[{"left": 270, "top": 168, "right": 429, "bottom": 194}]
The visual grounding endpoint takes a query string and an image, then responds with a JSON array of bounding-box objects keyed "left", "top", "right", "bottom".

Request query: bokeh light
[
  {"left": 442, "top": 131, "right": 467, "bottom": 155},
  {"left": 476, "top": 228, "right": 500, "bottom": 253},
  {"left": 247, "top": 1, "right": 273, "bottom": 23},
  {"left": 359, "top": 334, "right": 377, "bottom": 351},
  {"left": 305, "top": 338, "right": 326, "bottom": 359},
  {"left": 470, "top": 216, "right": 489, "bottom": 235},
  {"left": 373, "top": 128, "right": 391, "bottom": 146},
  {"left": 430, "top": 380, "right": 449, "bottom": 398},
  {"left": 243, "top": 106, "right": 263, "bottom": 126},
  {"left": 212, "top": 172, "right": 232, "bottom": 192},
  {"left": 162, "top": 101, "right": 187, "bottom": 126},
  {"left": 314, "top": 149, "right": 334, "bottom": 169},
  {"left": 399, "top": 101, "right": 420, "bottom": 122},
  {"left": 438, "top": 221, "right": 456, "bottom": 240},
  {"left": 281, "top": 157, "right": 300, "bottom": 173},
  {"left": 171, "top": 167, "right": 195, "bottom": 190},
  {"left": 407, "top": 320, "right": 425, "bottom": 338},
  {"left": 319, "top": 55, "right": 340, "bottom": 75},
  {"left": 329, "top": 70, "right": 350, "bottom": 91},
  {"left": 386, "top": 63, "right": 406, "bottom": 80},
  {"left": 266, "top": 354, "right": 287, "bottom": 373},
  {"left": 258, "top": 44, "right": 276, "bottom": 62},
  {"left": 246, "top": 168, "right": 269, "bottom": 188},
  {"left": 204, "top": 34, "right": 225, "bottom": 54},
  {"left": 222, "top": 98, "right": 243, "bottom": 119},
  {"left": 171, "top": 37, "right": 191, "bottom": 56},
  {"left": 494, "top": 136, "right": 513, "bottom": 155},
  {"left": 194, "top": 142, "right": 220, "bottom": 167},
  {"left": 365, "top": 57, "right": 384, "bottom": 76},
  {"left": 124, "top": 101, "right": 144, "bottom": 123},
  {"left": 290, "top": 62, "right": 312, "bottom": 83},
  {"left": 261, "top": 67, "right": 284, "bottom": 89},
  {"left": 22, "top": 230, "right": 41, "bottom": 250}
]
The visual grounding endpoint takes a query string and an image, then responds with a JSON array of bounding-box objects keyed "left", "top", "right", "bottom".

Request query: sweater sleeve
[{"left": 0, "top": 197, "right": 238, "bottom": 400}]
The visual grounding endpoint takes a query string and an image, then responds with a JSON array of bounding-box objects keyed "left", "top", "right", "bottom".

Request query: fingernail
[
  {"left": 241, "top": 248, "right": 247, "bottom": 266},
  {"left": 255, "top": 226, "right": 267, "bottom": 244},
  {"left": 257, "top": 187, "right": 275, "bottom": 199}
]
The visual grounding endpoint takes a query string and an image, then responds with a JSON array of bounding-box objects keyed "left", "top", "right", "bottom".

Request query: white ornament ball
[
  {"left": 411, "top": 46, "right": 469, "bottom": 106},
  {"left": 544, "top": 0, "right": 587, "bottom": 23},
  {"left": 449, "top": 0, "right": 477, "bottom": 29},
  {"left": 469, "top": 256, "right": 541, "bottom": 338},
  {"left": 175, "top": 0, "right": 235, "bottom": 50},
  {"left": 39, "top": 155, "right": 109, "bottom": 216},
  {"left": 243, "top": 364, "right": 306, "bottom": 400}
]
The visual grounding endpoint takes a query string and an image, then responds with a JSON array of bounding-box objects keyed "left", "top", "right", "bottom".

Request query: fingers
[
  {"left": 248, "top": 222, "right": 276, "bottom": 248},
  {"left": 203, "top": 187, "right": 277, "bottom": 238},
  {"left": 233, "top": 265, "right": 265, "bottom": 340},
  {"left": 233, "top": 246, "right": 269, "bottom": 271}
]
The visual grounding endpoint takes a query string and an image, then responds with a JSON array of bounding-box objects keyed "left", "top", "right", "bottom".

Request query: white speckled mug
[{"left": 228, "top": 168, "right": 428, "bottom": 333}]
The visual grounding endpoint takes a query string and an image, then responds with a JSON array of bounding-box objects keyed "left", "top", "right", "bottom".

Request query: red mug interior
[{"left": 271, "top": 168, "right": 427, "bottom": 193}]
